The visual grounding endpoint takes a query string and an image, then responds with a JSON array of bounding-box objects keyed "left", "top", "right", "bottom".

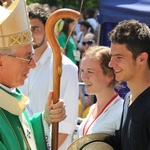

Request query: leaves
[{"left": 26, "top": 0, "right": 99, "bottom": 12}]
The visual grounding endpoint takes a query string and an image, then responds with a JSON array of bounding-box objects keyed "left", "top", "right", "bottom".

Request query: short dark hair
[
  {"left": 27, "top": 3, "right": 51, "bottom": 25},
  {"left": 108, "top": 19, "right": 150, "bottom": 67},
  {"left": 86, "top": 9, "right": 95, "bottom": 18}
]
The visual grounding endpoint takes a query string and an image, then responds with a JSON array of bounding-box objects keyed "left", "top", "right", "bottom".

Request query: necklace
[{"left": 82, "top": 93, "right": 118, "bottom": 136}]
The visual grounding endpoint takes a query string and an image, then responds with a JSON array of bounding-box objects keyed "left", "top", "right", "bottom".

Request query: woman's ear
[{"left": 106, "top": 74, "right": 114, "bottom": 84}]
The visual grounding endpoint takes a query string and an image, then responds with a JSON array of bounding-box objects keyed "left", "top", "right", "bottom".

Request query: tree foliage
[{"left": 26, "top": 0, "right": 99, "bottom": 13}]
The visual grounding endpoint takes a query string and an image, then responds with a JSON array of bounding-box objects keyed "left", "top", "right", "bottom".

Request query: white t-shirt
[
  {"left": 19, "top": 45, "right": 79, "bottom": 150},
  {"left": 86, "top": 18, "right": 99, "bottom": 31},
  {"left": 78, "top": 95, "right": 123, "bottom": 137}
]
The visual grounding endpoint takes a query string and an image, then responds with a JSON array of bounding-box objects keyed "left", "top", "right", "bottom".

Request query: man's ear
[{"left": 138, "top": 52, "right": 148, "bottom": 64}]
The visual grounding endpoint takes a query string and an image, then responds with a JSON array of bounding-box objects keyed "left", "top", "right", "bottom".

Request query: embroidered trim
[
  {"left": 19, "top": 113, "right": 37, "bottom": 150},
  {"left": 0, "top": 29, "right": 32, "bottom": 49},
  {"left": 42, "top": 112, "right": 51, "bottom": 150}
]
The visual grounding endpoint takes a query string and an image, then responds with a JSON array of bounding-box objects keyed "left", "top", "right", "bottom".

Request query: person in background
[
  {"left": 75, "top": 11, "right": 84, "bottom": 36},
  {"left": 78, "top": 33, "right": 97, "bottom": 118},
  {"left": 82, "top": 33, "right": 97, "bottom": 54},
  {"left": 105, "top": 19, "right": 150, "bottom": 150},
  {"left": 19, "top": 3, "right": 79, "bottom": 150},
  {"left": 50, "top": 5, "right": 58, "bottom": 13},
  {"left": 85, "top": 8, "right": 99, "bottom": 32},
  {"left": 0, "top": 0, "right": 12, "bottom": 8},
  {"left": 0, "top": 1, "right": 66, "bottom": 150},
  {"left": 94, "top": 9, "right": 99, "bottom": 21},
  {"left": 52, "top": 6, "right": 65, "bottom": 37},
  {"left": 54, "top": 19, "right": 65, "bottom": 37},
  {"left": 77, "top": 21, "right": 94, "bottom": 53},
  {"left": 77, "top": 46, "right": 123, "bottom": 138},
  {"left": 58, "top": 18, "right": 78, "bottom": 64}
]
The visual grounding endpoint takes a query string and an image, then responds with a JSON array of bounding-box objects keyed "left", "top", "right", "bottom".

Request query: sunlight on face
[
  {"left": 0, "top": 44, "right": 35, "bottom": 88},
  {"left": 80, "top": 56, "right": 109, "bottom": 95},
  {"left": 109, "top": 43, "right": 137, "bottom": 82},
  {"left": 83, "top": 35, "right": 96, "bottom": 51}
]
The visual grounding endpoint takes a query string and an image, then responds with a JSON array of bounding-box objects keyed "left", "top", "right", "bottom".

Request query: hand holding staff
[{"left": 45, "top": 9, "right": 80, "bottom": 150}]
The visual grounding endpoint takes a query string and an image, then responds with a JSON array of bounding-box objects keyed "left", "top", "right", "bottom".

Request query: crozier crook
[{"left": 45, "top": 9, "right": 80, "bottom": 150}]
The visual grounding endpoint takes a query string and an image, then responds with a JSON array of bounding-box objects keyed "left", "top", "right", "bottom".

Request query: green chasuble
[{"left": 0, "top": 87, "right": 47, "bottom": 150}]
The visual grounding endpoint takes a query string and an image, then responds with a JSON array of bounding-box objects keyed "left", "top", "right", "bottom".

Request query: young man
[
  {"left": 19, "top": 3, "right": 79, "bottom": 150},
  {"left": 0, "top": 0, "right": 66, "bottom": 150},
  {"left": 107, "top": 19, "right": 150, "bottom": 150}
]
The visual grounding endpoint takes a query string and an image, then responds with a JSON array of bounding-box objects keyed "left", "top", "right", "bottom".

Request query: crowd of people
[{"left": 1, "top": 0, "right": 150, "bottom": 150}]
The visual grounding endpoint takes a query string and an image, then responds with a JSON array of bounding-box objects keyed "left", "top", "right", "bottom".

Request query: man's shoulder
[
  {"left": 47, "top": 45, "right": 78, "bottom": 71},
  {"left": 62, "top": 55, "right": 77, "bottom": 65},
  {"left": 62, "top": 55, "right": 78, "bottom": 71}
]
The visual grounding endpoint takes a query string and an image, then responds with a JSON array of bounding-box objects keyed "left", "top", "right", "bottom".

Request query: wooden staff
[{"left": 45, "top": 9, "right": 80, "bottom": 150}]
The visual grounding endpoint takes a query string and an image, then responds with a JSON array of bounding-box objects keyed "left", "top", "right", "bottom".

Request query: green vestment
[{"left": 0, "top": 87, "right": 47, "bottom": 150}]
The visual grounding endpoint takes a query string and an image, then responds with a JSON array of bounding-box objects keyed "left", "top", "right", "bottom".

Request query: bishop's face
[{"left": 0, "top": 44, "right": 36, "bottom": 88}]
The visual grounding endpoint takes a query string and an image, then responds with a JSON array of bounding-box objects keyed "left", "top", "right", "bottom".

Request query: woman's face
[
  {"left": 68, "top": 21, "right": 76, "bottom": 32},
  {"left": 82, "top": 36, "right": 96, "bottom": 51},
  {"left": 80, "top": 56, "right": 111, "bottom": 95}
]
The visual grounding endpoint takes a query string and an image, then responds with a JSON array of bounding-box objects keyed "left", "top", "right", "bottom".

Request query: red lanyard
[{"left": 82, "top": 93, "right": 118, "bottom": 136}]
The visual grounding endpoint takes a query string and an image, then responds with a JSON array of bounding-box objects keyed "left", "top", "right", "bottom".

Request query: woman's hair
[
  {"left": 60, "top": 18, "right": 74, "bottom": 36},
  {"left": 82, "top": 46, "right": 117, "bottom": 86}
]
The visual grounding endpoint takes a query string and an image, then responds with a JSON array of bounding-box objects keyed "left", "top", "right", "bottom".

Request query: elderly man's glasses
[
  {"left": 5, "top": 53, "right": 34, "bottom": 64},
  {"left": 82, "top": 40, "right": 94, "bottom": 46}
]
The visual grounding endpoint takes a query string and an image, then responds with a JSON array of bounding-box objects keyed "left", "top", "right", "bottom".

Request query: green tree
[{"left": 26, "top": 0, "right": 99, "bottom": 12}]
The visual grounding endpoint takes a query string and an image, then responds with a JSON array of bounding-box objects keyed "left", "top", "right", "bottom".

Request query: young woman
[
  {"left": 58, "top": 18, "right": 77, "bottom": 64},
  {"left": 78, "top": 46, "right": 123, "bottom": 137},
  {"left": 76, "top": 21, "right": 94, "bottom": 52},
  {"left": 78, "top": 33, "right": 97, "bottom": 118}
]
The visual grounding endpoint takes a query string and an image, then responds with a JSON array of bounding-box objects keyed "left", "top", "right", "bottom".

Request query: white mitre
[{"left": 0, "top": 0, "right": 32, "bottom": 49}]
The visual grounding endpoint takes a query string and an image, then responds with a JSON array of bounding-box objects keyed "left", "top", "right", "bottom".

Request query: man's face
[
  {"left": 30, "top": 18, "right": 47, "bottom": 49},
  {"left": 0, "top": 44, "right": 36, "bottom": 88},
  {"left": 108, "top": 43, "right": 138, "bottom": 82}
]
